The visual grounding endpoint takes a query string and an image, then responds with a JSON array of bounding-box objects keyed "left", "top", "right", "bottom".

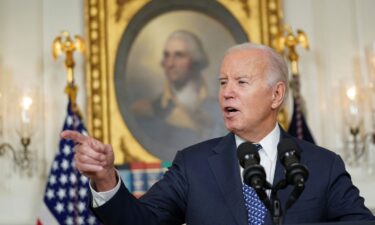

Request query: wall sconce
[
  {"left": 343, "top": 85, "right": 366, "bottom": 166},
  {"left": 366, "top": 42, "right": 375, "bottom": 129},
  {"left": 343, "top": 43, "right": 375, "bottom": 173},
  {"left": 364, "top": 42, "right": 375, "bottom": 174},
  {"left": 0, "top": 95, "right": 35, "bottom": 177}
]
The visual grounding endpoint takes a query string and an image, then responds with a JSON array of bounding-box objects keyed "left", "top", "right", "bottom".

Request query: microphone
[
  {"left": 277, "top": 138, "right": 309, "bottom": 186},
  {"left": 237, "top": 142, "right": 266, "bottom": 190},
  {"left": 278, "top": 138, "right": 309, "bottom": 210},
  {"left": 237, "top": 142, "right": 271, "bottom": 211}
]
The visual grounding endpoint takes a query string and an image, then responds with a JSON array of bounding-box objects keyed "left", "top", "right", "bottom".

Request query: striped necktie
[{"left": 242, "top": 143, "right": 267, "bottom": 225}]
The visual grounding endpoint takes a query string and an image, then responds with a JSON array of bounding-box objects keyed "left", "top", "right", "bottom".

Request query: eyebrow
[
  {"left": 235, "top": 75, "right": 249, "bottom": 80},
  {"left": 218, "top": 74, "right": 250, "bottom": 80},
  {"left": 164, "top": 50, "right": 188, "bottom": 55}
]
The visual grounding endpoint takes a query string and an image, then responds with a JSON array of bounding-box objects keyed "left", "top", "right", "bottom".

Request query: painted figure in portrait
[{"left": 129, "top": 30, "right": 226, "bottom": 161}]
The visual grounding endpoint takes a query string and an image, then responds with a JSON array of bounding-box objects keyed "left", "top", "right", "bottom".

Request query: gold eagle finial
[{"left": 274, "top": 25, "right": 309, "bottom": 74}]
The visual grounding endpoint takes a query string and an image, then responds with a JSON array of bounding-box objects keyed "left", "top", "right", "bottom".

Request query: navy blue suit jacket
[{"left": 92, "top": 132, "right": 374, "bottom": 225}]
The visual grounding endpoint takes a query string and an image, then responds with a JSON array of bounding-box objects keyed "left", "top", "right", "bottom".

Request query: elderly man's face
[
  {"left": 162, "top": 37, "right": 193, "bottom": 89},
  {"left": 219, "top": 49, "right": 283, "bottom": 141}
]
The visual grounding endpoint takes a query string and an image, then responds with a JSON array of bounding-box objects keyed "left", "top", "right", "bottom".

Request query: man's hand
[{"left": 61, "top": 130, "right": 117, "bottom": 192}]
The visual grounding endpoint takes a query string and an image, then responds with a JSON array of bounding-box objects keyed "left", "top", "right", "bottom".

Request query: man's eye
[
  {"left": 175, "top": 52, "right": 188, "bottom": 58},
  {"left": 219, "top": 80, "right": 227, "bottom": 86},
  {"left": 239, "top": 80, "right": 247, "bottom": 84}
]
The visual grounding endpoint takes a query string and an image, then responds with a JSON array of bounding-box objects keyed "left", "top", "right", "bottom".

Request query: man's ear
[{"left": 271, "top": 81, "right": 286, "bottom": 109}]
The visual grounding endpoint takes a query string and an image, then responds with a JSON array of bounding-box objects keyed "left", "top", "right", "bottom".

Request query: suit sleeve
[
  {"left": 91, "top": 151, "right": 188, "bottom": 225},
  {"left": 326, "top": 154, "right": 374, "bottom": 221}
]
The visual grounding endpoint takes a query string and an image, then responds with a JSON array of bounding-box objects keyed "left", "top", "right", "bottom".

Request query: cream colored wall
[
  {"left": 0, "top": 0, "right": 374, "bottom": 224},
  {"left": 0, "top": 1, "right": 45, "bottom": 224},
  {"left": 284, "top": 0, "right": 375, "bottom": 210},
  {"left": 0, "top": 0, "right": 84, "bottom": 224},
  {"left": 284, "top": 0, "right": 375, "bottom": 153}
]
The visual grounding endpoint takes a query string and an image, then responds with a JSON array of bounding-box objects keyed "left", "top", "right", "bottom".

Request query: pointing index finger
[{"left": 61, "top": 130, "right": 89, "bottom": 144}]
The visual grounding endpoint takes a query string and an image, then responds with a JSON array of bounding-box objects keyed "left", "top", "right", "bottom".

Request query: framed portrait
[{"left": 85, "top": 0, "right": 283, "bottom": 164}]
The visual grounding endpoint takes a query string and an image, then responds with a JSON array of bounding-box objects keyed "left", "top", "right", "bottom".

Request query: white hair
[
  {"left": 167, "top": 30, "right": 209, "bottom": 71},
  {"left": 225, "top": 42, "right": 289, "bottom": 100}
]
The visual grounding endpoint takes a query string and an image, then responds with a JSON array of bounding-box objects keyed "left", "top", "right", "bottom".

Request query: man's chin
[{"left": 225, "top": 124, "right": 239, "bottom": 134}]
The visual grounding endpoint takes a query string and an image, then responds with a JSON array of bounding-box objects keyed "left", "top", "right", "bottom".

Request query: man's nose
[
  {"left": 221, "top": 82, "right": 236, "bottom": 99},
  {"left": 163, "top": 56, "right": 175, "bottom": 68}
]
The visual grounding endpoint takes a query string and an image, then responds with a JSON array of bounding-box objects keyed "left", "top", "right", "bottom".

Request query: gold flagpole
[
  {"left": 52, "top": 31, "right": 85, "bottom": 114},
  {"left": 274, "top": 25, "right": 310, "bottom": 138}
]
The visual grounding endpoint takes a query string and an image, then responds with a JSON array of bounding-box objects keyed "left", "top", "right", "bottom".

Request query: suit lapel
[{"left": 208, "top": 133, "right": 248, "bottom": 225}]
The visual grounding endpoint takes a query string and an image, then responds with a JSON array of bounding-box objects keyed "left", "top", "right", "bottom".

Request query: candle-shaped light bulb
[
  {"left": 0, "top": 92, "right": 2, "bottom": 137},
  {"left": 346, "top": 86, "right": 361, "bottom": 128},
  {"left": 20, "top": 96, "right": 33, "bottom": 138},
  {"left": 370, "top": 56, "right": 375, "bottom": 69},
  {"left": 346, "top": 86, "right": 357, "bottom": 100},
  {"left": 370, "top": 42, "right": 375, "bottom": 69}
]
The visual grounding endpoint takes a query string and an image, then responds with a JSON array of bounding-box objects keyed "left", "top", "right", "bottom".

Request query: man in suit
[{"left": 62, "top": 43, "right": 374, "bottom": 225}]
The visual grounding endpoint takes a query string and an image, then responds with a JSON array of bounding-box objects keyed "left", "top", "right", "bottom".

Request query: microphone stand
[
  {"left": 254, "top": 182, "right": 272, "bottom": 211},
  {"left": 254, "top": 179, "right": 300, "bottom": 225},
  {"left": 251, "top": 179, "right": 285, "bottom": 225},
  {"left": 244, "top": 165, "right": 308, "bottom": 225},
  {"left": 285, "top": 180, "right": 305, "bottom": 210},
  {"left": 270, "top": 180, "right": 287, "bottom": 225}
]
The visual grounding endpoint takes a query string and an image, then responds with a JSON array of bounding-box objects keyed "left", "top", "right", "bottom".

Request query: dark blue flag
[
  {"left": 287, "top": 74, "right": 315, "bottom": 144},
  {"left": 288, "top": 96, "right": 315, "bottom": 144}
]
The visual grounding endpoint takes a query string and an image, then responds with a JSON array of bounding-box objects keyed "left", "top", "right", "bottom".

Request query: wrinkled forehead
[{"left": 220, "top": 49, "right": 269, "bottom": 77}]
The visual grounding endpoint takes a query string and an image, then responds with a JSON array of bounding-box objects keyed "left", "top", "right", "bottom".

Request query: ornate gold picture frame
[{"left": 84, "top": 0, "right": 283, "bottom": 164}]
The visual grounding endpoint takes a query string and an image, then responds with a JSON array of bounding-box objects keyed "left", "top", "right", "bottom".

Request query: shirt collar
[{"left": 234, "top": 123, "right": 280, "bottom": 160}]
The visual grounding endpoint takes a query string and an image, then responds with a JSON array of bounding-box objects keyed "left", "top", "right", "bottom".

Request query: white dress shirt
[
  {"left": 91, "top": 123, "right": 280, "bottom": 207},
  {"left": 90, "top": 173, "right": 121, "bottom": 207}
]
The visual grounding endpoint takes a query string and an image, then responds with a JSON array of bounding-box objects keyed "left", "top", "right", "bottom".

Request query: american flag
[{"left": 37, "top": 101, "right": 100, "bottom": 225}]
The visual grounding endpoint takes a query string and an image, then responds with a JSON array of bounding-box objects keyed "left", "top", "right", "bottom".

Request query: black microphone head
[
  {"left": 277, "top": 138, "right": 301, "bottom": 162},
  {"left": 237, "top": 142, "right": 260, "bottom": 168},
  {"left": 278, "top": 138, "right": 309, "bottom": 186}
]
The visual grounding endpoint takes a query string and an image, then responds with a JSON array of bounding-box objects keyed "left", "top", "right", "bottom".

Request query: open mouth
[{"left": 225, "top": 107, "right": 239, "bottom": 113}]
